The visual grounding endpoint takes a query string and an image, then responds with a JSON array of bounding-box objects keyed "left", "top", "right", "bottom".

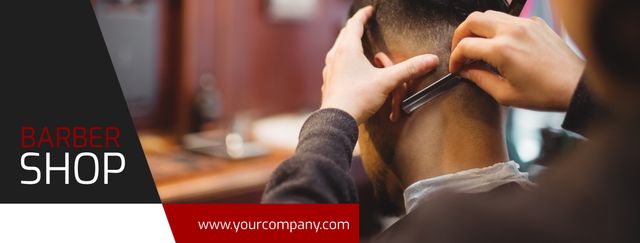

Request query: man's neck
[{"left": 393, "top": 86, "right": 508, "bottom": 188}]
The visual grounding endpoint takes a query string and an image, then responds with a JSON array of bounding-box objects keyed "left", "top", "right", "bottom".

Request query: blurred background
[
  {"left": 94, "top": 0, "right": 583, "bottom": 239},
  {"left": 94, "top": 0, "right": 351, "bottom": 203}
]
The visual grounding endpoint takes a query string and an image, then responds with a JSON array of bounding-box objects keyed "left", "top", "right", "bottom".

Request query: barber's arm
[
  {"left": 262, "top": 108, "right": 359, "bottom": 203},
  {"left": 262, "top": 6, "right": 439, "bottom": 203},
  {"left": 447, "top": 11, "right": 614, "bottom": 137},
  {"left": 449, "top": 11, "right": 586, "bottom": 115},
  {"left": 561, "top": 77, "right": 608, "bottom": 135}
]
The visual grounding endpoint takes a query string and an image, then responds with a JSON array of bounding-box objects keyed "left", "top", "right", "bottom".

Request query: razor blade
[{"left": 401, "top": 73, "right": 465, "bottom": 113}]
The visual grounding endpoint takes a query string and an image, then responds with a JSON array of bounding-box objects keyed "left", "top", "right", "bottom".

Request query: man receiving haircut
[{"left": 353, "top": 0, "right": 533, "bottom": 215}]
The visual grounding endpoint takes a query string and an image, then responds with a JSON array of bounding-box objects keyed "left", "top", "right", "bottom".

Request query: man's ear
[
  {"left": 374, "top": 52, "right": 406, "bottom": 122},
  {"left": 374, "top": 52, "right": 394, "bottom": 68}
]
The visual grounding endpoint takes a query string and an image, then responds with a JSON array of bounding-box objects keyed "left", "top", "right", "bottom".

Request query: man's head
[{"left": 351, "top": 0, "right": 506, "bottom": 215}]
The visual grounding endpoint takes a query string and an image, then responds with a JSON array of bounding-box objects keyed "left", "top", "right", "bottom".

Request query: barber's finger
[
  {"left": 381, "top": 54, "right": 439, "bottom": 91},
  {"left": 389, "top": 82, "right": 406, "bottom": 122},
  {"left": 449, "top": 37, "right": 499, "bottom": 72},
  {"left": 325, "top": 45, "right": 335, "bottom": 63},
  {"left": 340, "top": 6, "right": 374, "bottom": 48},
  {"left": 451, "top": 12, "right": 501, "bottom": 51},
  {"left": 459, "top": 66, "right": 509, "bottom": 102},
  {"left": 331, "top": 27, "right": 347, "bottom": 51},
  {"left": 322, "top": 66, "right": 328, "bottom": 82}
]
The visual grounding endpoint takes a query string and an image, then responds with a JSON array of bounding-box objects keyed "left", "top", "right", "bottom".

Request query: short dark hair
[{"left": 351, "top": 0, "right": 510, "bottom": 80}]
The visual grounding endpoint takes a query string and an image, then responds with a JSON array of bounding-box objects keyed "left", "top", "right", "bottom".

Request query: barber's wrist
[
  {"left": 557, "top": 63, "right": 585, "bottom": 111},
  {"left": 320, "top": 99, "right": 363, "bottom": 125}
]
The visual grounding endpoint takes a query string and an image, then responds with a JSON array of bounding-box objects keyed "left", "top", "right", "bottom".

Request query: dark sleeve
[
  {"left": 562, "top": 76, "right": 607, "bottom": 135},
  {"left": 261, "top": 108, "right": 359, "bottom": 203}
]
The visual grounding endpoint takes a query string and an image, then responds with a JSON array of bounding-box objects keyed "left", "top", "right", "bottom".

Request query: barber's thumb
[
  {"left": 459, "top": 67, "right": 504, "bottom": 98},
  {"left": 384, "top": 54, "right": 439, "bottom": 87}
]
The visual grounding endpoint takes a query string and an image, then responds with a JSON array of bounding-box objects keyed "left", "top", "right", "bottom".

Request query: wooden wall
[{"left": 175, "top": 0, "right": 352, "bottom": 135}]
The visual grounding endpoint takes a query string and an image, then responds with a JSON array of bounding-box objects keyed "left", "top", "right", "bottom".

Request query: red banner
[{"left": 163, "top": 204, "right": 359, "bottom": 243}]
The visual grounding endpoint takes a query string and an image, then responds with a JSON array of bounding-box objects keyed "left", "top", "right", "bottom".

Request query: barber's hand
[
  {"left": 450, "top": 11, "right": 585, "bottom": 111},
  {"left": 321, "top": 6, "right": 439, "bottom": 124}
]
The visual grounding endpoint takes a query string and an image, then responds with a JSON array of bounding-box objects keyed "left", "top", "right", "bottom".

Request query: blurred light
[
  {"left": 267, "top": 0, "right": 319, "bottom": 21},
  {"left": 517, "top": 138, "right": 541, "bottom": 163},
  {"left": 225, "top": 133, "right": 244, "bottom": 159}
]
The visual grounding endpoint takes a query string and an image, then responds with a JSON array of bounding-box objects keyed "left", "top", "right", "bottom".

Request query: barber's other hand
[
  {"left": 321, "top": 6, "right": 439, "bottom": 124},
  {"left": 450, "top": 11, "right": 585, "bottom": 111}
]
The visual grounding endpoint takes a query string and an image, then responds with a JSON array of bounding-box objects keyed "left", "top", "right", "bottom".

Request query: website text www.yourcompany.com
[{"left": 198, "top": 220, "right": 350, "bottom": 233}]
